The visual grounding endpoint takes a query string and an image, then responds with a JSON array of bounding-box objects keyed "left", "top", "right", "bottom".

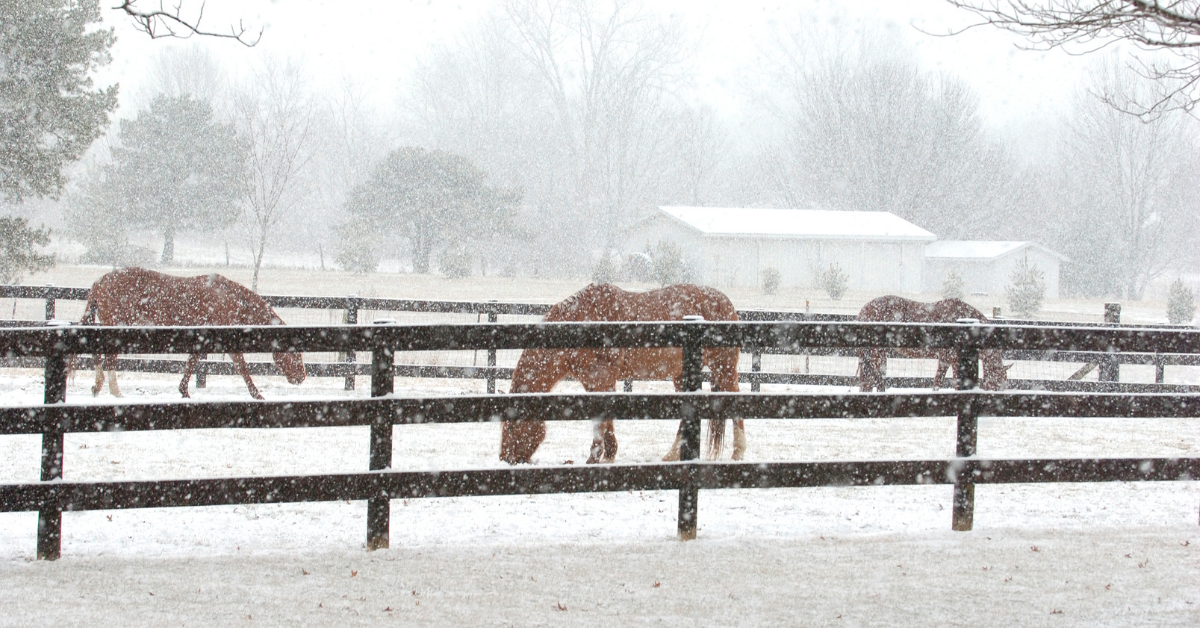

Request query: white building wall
[{"left": 623, "top": 215, "right": 930, "bottom": 293}]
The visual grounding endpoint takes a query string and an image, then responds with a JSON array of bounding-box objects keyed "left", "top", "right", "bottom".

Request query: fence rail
[
  {"left": 3, "top": 285, "right": 1197, "bottom": 394},
  {"left": 1, "top": 319, "right": 1199, "bottom": 560}
]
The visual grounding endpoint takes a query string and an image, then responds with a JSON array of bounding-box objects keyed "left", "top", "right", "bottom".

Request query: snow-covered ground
[{"left": 1, "top": 368, "right": 1198, "bottom": 626}]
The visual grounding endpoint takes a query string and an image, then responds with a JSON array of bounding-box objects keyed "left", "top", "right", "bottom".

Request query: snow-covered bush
[
  {"left": 0, "top": 218, "right": 55, "bottom": 284},
  {"left": 941, "top": 270, "right": 965, "bottom": 300},
  {"left": 1005, "top": 258, "right": 1045, "bottom": 317},
  {"left": 818, "top": 263, "right": 848, "bottom": 300},
  {"left": 652, "top": 241, "right": 686, "bottom": 286},
  {"left": 761, "top": 267, "right": 781, "bottom": 295},
  {"left": 592, "top": 254, "right": 617, "bottom": 284},
  {"left": 1167, "top": 279, "right": 1195, "bottom": 324}
]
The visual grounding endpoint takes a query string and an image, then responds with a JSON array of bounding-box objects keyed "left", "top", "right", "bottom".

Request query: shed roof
[
  {"left": 653, "top": 206, "right": 936, "bottom": 241},
  {"left": 924, "top": 241, "right": 1067, "bottom": 261}
]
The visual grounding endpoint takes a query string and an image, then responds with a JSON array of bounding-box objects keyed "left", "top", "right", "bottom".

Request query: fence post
[
  {"left": 1100, "top": 303, "right": 1121, "bottom": 384},
  {"left": 344, "top": 295, "right": 359, "bottom": 391},
  {"left": 677, "top": 315, "right": 704, "bottom": 541},
  {"left": 38, "top": 341, "right": 68, "bottom": 560},
  {"left": 44, "top": 284, "right": 55, "bottom": 320},
  {"left": 751, "top": 350, "right": 762, "bottom": 392},
  {"left": 487, "top": 301, "right": 498, "bottom": 394},
  {"left": 367, "top": 339, "right": 394, "bottom": 551},
  {"left": 952, "top": 327, "right": 979, "bottom": 532}
]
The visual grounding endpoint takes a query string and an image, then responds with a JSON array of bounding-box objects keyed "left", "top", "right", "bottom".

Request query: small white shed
[
  {"left": 923, "top": 241, "right": 1066, "bottom": 299},
  {"left": 623, "top": 206, "right": 935, "bottom": 292}
]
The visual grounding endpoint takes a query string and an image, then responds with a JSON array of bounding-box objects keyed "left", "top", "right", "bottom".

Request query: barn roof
[
  {"left": 925, "top": 241, "right": 1067, "bottom": 261},
  {"left": 653, "top": 206, "right": 936, "bottom": 241}
]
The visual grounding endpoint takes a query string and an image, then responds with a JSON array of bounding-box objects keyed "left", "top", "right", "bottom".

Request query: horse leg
[
  {"left": 933, "top": 358, "right": 950, "bottom": 390},
  {"left": 586, "top": 419, "right": 618, "bottom": 464},
  {"left": 103, "top": 354, "right": 122, "bottom": 397},
  {"left": 732, "top": 419, "right": 747, "bottom": 461},
  {"left": 600, "top": 419, "right": 617, "bottom": 463},
  {"left": 662, "top": 375, "right": 685, "bottom": 461},
  {"left": 230, "top": 353, "right": 264, "bottom": 400},
  {"left": 179, "top": 353, "right": 202, "bottom": 398},
  {"left": 92, "top": 357, "right": 104, "bottom": 396}
]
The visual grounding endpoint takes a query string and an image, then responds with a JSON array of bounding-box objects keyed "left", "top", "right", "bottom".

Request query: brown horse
[
  {"left": 500, "top": 283, "right": 744, "bottom": 465},
  {"left": 856, "top": 295, "right": 1010, "bottom": 392},
  {"left": 79, "top": 267, "right": 305, "bottom": 399}
]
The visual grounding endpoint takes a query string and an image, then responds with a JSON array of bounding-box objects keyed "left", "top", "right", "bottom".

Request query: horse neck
[{"left": 510, "top": 349, "right": 568, "bottom": 393}]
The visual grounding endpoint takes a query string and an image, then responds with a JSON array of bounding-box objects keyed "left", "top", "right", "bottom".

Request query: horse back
[
  {"left": 88, "top": 268, "right": 278, "bottom": 326},
  {"left": 859, "top": 295, "right": 986, "bottom": 324},
  {"left": 547, "top": 283, "right": 737, "bottom": 323}
]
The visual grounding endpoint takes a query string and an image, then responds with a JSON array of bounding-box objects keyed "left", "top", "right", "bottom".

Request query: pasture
[{"left": 0, "top": 264, "right": 1198, "bottom": 626}]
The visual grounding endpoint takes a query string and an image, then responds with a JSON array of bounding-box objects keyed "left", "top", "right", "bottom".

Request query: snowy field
[
  {"left": 1, "top": 264, "right": 1198, "bottom": 625},
  {"left": 1, "top": 367, "right": 1198, "bottom": 626}
]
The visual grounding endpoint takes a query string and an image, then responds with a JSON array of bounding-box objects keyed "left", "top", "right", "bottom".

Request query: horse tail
[
  {"left": 70, "top": 291, "right": 100, "bottom": 379},
  {"left": 706, "top": 416, "right": 726, "bottom": 460}
]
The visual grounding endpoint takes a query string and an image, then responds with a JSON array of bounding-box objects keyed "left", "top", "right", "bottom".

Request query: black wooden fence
[
  {"left": 3, "top": 285, "right": 1196, "bottom": 393},
  {"left": 0, "top": 319, "right": 1198, "bottom": 560}
]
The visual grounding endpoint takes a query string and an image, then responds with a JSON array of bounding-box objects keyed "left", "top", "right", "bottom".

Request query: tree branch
[
  {"left": 114, "top": 1, "right": 261, "bottom": 46},
  {"left": 941, "top": 1, "right": 1200, "bottom": 115}
]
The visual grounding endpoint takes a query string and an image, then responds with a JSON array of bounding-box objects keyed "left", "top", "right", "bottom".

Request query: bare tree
[
  {"left": 1049, "top": 59, "right": 1200, "bottom": 298},
  {"left": 756, "top": 30, "right": 1024, "bottom": 237},
  {"left": 144, "top": 45, "right": 227, "bottom": 106},
  {"left": 501, "top": 0, "right": 690, "bottom": 253},
  {"left": 944, "top": 0, "right": 1200, "bottom": 115},
  {"left": 234, "top": 57, "right": 314, "bottom": 291},
  {"left": 300, "top": 77, "right": 391, "bottom": 268},
  {"left": 667, "top": 104, "right": 730, "bottom": 206}
]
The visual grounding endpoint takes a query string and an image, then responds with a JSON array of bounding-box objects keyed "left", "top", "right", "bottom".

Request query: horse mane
[{"left": 201, "top": 274, "right": 282, "bottom": 325}]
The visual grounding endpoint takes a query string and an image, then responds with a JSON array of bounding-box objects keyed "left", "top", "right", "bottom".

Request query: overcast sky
[{"left": 99, "top": 0, "right": 1103, "bottom": 160}]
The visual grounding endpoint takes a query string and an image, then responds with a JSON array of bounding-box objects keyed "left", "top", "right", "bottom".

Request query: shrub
[
  {"left": 818, "top": 263, "right": 848, "bottom": 300},
  {"left": 1167, "top": 279, "right": 1195, "bottom": 325},
  {"left": 941, "top": 270, "right": 965, "bottom": 300},
  {"left": 1005, "top": 258, "right": 1045, "bottom": 318},
  {"left": 591, "top": 254, "right": 617, "bottom": 284},
  {"left": 761, "top": 267, "right": 781, "bottom": 295},
  {"left": 652, "top": 241, "right": 685, "bottom": 286},
  {"left": 0, "top": 217, "right": 55, "bottom": 284}
]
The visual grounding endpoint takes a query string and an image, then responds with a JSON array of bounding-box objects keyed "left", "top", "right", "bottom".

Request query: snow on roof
[
  {"left": 656, "top": 206, "right": 936, "bottom": 241},
  {"left": 925, "top": 241, "right": 1066, "bottom": 261}
]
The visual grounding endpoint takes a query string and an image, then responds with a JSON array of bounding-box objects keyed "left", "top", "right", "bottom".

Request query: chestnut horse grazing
[
  {"left": 500, "top": 283, "right": 743, "bottom": 465},
  {"left": 79, "top": 267, "right": 305, "bottom": 400},
  {"left": 857, "top": 296, "right": 1010, "bottom": 392}
]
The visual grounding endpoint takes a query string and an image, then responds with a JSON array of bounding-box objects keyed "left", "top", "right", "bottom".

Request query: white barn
[
  {"left": 923, "top": 241, "right": 1065, "bottom": 299},
  {"left": 622, "top": 206, "right": 935, "bottom": 292}
]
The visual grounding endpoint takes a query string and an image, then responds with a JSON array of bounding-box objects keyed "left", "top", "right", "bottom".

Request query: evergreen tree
[
  {"left": 652, "top": 241, "right": 686, "bottom": 287},
  {"left": 819, "top": 263, "right": 849, "bottom": 300},
  {"left": 113, "top": 95, "right": 246, "bottom": 263},
  {"left": 761, "top": 267, "right": 781, "bottom": 295},
  {"left": 0, "top": 218, "right": 55, "bottom": 284},
  {"left": 64, "top": 164, "right": 135, "bottom": 268},
  {"left": 941, "top": 270, "right": 965, "bottom": 300},
  {"left": 1005, "top": 258, "right": 1045, "bottom": 317},
  {"left": 1, "top": 0, "right": 118, "bottom": 202},
  {"left": 1167, "top": 279, "right": 1195, "bottom": 325}
]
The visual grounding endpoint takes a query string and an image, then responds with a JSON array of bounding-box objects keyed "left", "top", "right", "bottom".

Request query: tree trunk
[
  {"left": 251, "top": 229, "right": 267, "bottom": 292},
  {"left": 412, "top": 235, "right": 432, "bottom": 274},
  {"left": 161, "top": 230, "right": 175, "bottom": 264}
]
